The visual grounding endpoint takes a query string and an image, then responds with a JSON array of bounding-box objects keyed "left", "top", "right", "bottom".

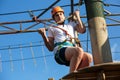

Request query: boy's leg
[
  {"left": 77, "top": 52, "right": 93, "bottom": 69},
  {"left": 65, "top": 47, "right": 84, "bottom": 73}
]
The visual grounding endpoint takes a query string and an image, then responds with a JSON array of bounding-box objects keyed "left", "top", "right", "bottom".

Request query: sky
[{"left": 0, "top": 0, "right": 120, "bottom": 80}]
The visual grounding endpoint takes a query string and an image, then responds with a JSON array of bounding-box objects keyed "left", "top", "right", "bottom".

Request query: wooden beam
[{"left": 84, "top": 0, "right": 112, "bottom": 64}]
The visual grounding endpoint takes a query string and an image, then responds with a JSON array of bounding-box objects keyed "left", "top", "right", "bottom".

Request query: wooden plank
[{"left": 61, "top": 63, "right": 120, "bottom": 80}]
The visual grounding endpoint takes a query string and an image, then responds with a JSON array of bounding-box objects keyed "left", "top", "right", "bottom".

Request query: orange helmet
[{"left": 51, "top": 6, "right": 64, "bottom": 16}]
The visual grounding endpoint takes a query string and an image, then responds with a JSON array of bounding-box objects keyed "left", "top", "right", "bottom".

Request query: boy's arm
[
  {"left": 38, "top": 28, "right": 54, "bottom": 51},
  {"left": 74, "top": 10, "right": 86, "bottom": 34}
]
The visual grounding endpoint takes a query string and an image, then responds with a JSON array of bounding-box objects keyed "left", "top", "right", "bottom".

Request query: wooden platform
[{"left": 60, "top": 62, "right": 120, "bottom": 80}]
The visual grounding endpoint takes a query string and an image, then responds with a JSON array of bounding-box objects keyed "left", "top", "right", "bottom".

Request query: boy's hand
[{"left": 38, "top": 28, "right": 46, "bottom": 35}]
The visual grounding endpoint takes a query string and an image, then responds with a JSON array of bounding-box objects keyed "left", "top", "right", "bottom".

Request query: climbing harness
[{"left": 54, "top": 26, "right": 82, "bottom": 47}]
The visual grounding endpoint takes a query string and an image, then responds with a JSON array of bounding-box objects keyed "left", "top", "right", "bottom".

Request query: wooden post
[
  {"left": 48, "top": 78, "right": 54, "bottom": 80},
  {"left": 84, "top": 0, "right": 112, "bottom": 64}
]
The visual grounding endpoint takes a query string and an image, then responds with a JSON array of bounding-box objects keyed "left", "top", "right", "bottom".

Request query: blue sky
[{"left": 0, "top": 0, "right": 120, "bottom": 80}]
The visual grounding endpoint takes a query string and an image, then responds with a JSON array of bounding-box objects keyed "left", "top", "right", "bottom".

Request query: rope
[
  {"left": 77, "top": 0, "right": 84, "bottom": 10},
  {"left": 19, "top": 45, "right": 25, "bottom": 71},
  {"left": 1, "top": 55, "right": 53, "bottom": 63},
  {"left": 86, "top": 28, "right": 89, "bottom": 52},
  {"left": 0, "top": 54, "right": 2, "bottom": 72},
  {"left": 41, "top": 45, "right": 47, "bottom": 71},
  {"left": 8, "top": 46, "right": 14, "bottom": 72},
  {"left": 103, "top": 3, "right": 120, "bottom": 7},
  {"left": 30, "top": 43, "right": 37, "bottom": 67},
  {"left": 106, "top": 17, "right": 120, "bottom": 23}
]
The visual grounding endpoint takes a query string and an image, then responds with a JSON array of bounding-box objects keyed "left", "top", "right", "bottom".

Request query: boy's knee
[
  {"left": 89, "top": 54, "right": 93, "bottom": 63},
  {"left": 85, "top": 53, "right": 93, "bottom": 63},
  {"left": 74, "top": 47, "right": 84, "bottom": 57},
  {"left": 75, "top": 47, "right": 83, "bottom": 53}
]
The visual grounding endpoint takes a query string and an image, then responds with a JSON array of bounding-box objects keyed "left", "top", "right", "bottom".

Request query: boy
[{"left": 38, "top": 6, "right": 92, "bottom": 73}]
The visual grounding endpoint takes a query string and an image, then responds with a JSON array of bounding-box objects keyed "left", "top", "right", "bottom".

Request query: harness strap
[
  {"left": 54, "top": 41, "right": 74, "bottom": 48},
  {"left": 54, "top": 26, "right": 82, "bottom": 47},
  {"left": 54, "top": 26, "right": 73, "bottom": 39}
]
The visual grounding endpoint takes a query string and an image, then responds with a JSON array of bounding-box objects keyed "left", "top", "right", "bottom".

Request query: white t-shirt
[{"left": 48, "top": 21, "right": 77, "bottom": 54}]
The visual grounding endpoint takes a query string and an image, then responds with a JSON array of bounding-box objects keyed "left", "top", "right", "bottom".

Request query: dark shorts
[{"left": 54, "top": 47, "right": 70, "bottom": 66}]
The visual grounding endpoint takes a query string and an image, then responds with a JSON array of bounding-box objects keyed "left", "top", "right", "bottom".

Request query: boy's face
[{"left": 54, "top": 12, "right": 65, "bottom": 24}]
